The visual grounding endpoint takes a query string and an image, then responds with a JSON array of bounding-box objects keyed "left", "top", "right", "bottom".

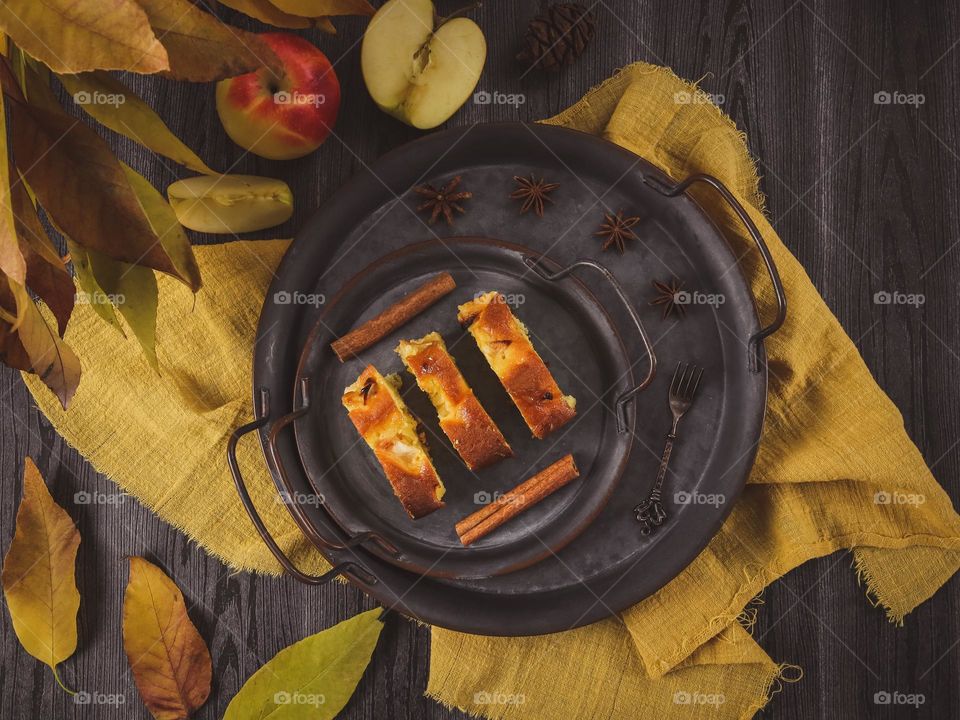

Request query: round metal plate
[
  {"left": 293, "top": 238, "right": 636, "bottom": 579},
  {"left": 252, "top": 122, "right": 768, "bottom": 636}
]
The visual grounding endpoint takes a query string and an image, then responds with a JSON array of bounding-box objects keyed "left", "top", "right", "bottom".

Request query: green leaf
[
  {"left": 224, "top": 609, "right": 384, "bottom": 720},
  {"left": 122, "top": 164, "right": 201, "bottom": 293},
  {"left": 86, "top": 248, "right": 159, "bottom": 372},
  {"left": 69, "top": 241, "right": 123, "bottom": 333},
  {"left": 0, "top": 0, "right": 169, "bottom": 75},
  {"left": 58, "top": 71, "right": 215, "bottom": 175}
]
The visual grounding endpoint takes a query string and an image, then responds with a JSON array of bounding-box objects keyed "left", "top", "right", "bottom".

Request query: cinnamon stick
[
  {"left": 456, "top": 454, "right": 579, "bottom": 546},
  {"left": 331, "top": 272, "right": 456, "bottom": 361}
]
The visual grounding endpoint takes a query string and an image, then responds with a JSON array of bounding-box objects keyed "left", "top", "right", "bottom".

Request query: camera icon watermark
[
  {"left": 277, "top": 490, "right": 325, "bottom": 507},
  {"left": 473, "top": 490, "right": 526, "bottom": 508},
  {"left": 473, "top": 90, "right": 526, "bottom": 107},
  {"left": 273, "top": 90, "right": 326, "bottom": 107},
  {"left": 74, "top": 490, "right": 126, "bottom": 506},
  {"left": 273, "top": 690, "right": 325, "bottom": 707},
  {"left": 873, "top": 290, "right": 924, "bottom": 308},
  {"left": 478, "top": 291, "right": 525, "bottom": 307},
  {"left": 873, "top": 690, "right": 925, "bottom": 707},
  {"left": 273, "top": 290, "right": 325, "bottom": 308},
  {"left": 473, "top": 690, "right": 525, "bottom": 705},
  {"left": 673, "top": 290, "right": 725, "bottom": 307},
  {"left": 75, "top": 290, "right": 125, "bottom": 306},
  {"left": 74, "top": 691, "right": 125, "bottom": 706},
  {"left": 73, "top": 90, "right": 126, "bottom": 108},
  {"left": 873, "top": 490, "right": 925, "bottom": 506},
  {"left": 674, "top": 490, "right": 725, "bottom": 508},
  {"left": 673, "top": 90, "right": 725, "bottom": 106},
  {"left": 873, "top": 90, "right": 924, "bottom": 107},
  {"left": 673, "top": 690, "right": 725, "bottom": 706}
]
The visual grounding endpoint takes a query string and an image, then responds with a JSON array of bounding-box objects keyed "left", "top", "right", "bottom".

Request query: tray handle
[
  {"left": 227, "top": 387, "right": 379, "bottom": 586},
  {"left": 644, "top": 173, "right": 787, "bottom": 372},
  {"left": 522, "top": 255, "right": 657, "bottom": 434}
]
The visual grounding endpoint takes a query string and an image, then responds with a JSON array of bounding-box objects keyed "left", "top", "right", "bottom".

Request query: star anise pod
[
  {"left": 510, "top": 174, "right": 559, "bottom": 217},
  {"left": 414, "top": 176, "right": 472, "bottom": 225},
  {"left": 649, "top": 277, "right": 686, "bottom": 319},
  {"left": 595, "top": 210, "right": 640, "bottom": 253}
]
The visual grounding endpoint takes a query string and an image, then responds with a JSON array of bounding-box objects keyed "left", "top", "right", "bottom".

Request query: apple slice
[{"left": 361, "top": 0, "right": 486, "bottom": 129}]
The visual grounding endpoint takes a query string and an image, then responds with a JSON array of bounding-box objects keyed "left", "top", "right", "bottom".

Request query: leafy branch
[{"left": 0, "top": 0, "right": 373, "bottom": 409}]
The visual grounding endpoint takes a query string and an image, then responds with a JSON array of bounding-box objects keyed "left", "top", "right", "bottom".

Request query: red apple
[{"left": 216, "top": 33, "right": 340, "bottom": 160}]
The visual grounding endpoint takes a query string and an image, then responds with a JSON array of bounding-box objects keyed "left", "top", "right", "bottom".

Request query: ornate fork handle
[{"left": 634, "top": 434, "right": 675, "bottom": 534}]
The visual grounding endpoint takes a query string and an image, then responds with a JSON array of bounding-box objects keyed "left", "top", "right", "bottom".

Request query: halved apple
[{"left": 361, "top": 0, "right": 486, "bottom": 129}]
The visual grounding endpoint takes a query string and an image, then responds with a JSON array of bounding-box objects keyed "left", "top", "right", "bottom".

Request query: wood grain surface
[{"left": 2, "top": 1, "right": 959, "bottom": 718}]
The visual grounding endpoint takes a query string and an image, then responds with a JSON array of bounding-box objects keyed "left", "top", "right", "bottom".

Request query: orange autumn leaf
[
  {"left": 1, "top": 458, "right": 81, "bottom": 691},
  {"left": 123, "top": 557, "right": 212, "bottom": 720}
]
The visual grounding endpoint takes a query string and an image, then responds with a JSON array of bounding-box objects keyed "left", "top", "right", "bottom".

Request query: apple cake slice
[
  {"left": 342, "top": 365, "right": 444, "bottom": 518},
  {"left": 397, "top": 332, "right": 513, "bottom": 470},
  {"left": 458, "top": 292, "right": 577, "bottom": 439}
]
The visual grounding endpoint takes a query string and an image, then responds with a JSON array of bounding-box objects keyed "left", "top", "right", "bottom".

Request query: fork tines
[{"left": 670, "top": 362, "right": 703, "bottom": 402}]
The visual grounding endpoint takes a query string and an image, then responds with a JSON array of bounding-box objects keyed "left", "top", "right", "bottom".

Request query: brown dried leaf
[
  {"left": 8, "top": 84, "right": 195, "bottom": 289},
  {"left": 0, "top": 88, "right": 25, "bottom": 285},
  {"left": 123, "top": 557, "right": 212, "bottom": 720},
  {"left": 269, "top": 0, "right": 375, "bottom": 17},
  {"left": 0, "top": 277, "right": 81, "bottom": 409},
  {"left": 1, "top": 457, "right": 81, "bottom": 691},
  {"left": 136, "top": 0, "right": 282, "bottom": 82},
  {"left": 0, "top": 0, "right": 169, "bottom": 75},
  {"left": 11, "top": 175, "right": 74, "bottom": 336}
]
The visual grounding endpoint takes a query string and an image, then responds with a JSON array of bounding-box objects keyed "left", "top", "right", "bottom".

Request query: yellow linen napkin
[{"left": 24, "top": 63, "right": 960, "bottom": 718}]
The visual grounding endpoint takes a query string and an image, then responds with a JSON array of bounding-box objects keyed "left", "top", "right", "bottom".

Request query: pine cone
[{"left": 517, "top": 3, "right": 595, "bottom": 72}]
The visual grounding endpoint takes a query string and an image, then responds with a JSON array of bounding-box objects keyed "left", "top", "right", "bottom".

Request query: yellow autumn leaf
[
  {"left": 1, "top": 457, "right": 81, "bottom": 691},
  {"left": 0, "top": 0, "right": 169, "bottom": 75},
  {"left": 123, "top": 557, "right": 212, "bottom": 720},
  {"left": 217, "top": 0, "right": 327, "bottom": 30},
  {"left": 269, "top": 0, "right": 376, "bottom": 17},
  {"left": 58, "top": 71, "right": 216, "bottom": 175},
  {"left": 136, "top": 0, "right": 282, "bottom": 82}
]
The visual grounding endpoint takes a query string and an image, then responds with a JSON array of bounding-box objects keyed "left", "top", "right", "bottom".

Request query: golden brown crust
[
  {"left": 342, "top": 365, "right": 444, "bottom": 518},
  {"left": 458, "top": 293, "right": 576, "bottom": 439},
  {"left": 398, "top": 332, "right": 512, "bottom": 470}
]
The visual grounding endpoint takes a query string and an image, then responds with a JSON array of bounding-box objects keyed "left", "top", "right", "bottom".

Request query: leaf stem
[{"left": 51, "top": 664, "right": 77, "bottom": 695}]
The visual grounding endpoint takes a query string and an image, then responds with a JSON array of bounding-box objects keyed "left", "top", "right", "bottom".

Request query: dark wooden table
[{"left": 2, "top": 1, "right": 958, "bottom": 718}]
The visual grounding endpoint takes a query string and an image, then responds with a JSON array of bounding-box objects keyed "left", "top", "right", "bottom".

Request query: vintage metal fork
[{"left": 634, "top": 362, "right": 704, "bottom": 535}]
